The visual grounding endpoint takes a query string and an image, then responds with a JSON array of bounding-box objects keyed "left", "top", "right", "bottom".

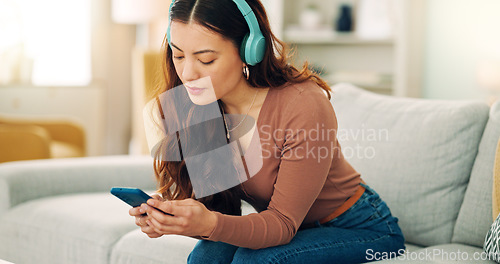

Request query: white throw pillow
[{"left": 484, "top": 212, "right": 500, "bottom": 262}]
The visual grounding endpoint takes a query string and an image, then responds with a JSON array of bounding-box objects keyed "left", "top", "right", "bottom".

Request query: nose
[{"left": 181, "top": 59, "right": 200, "bottom": 82}]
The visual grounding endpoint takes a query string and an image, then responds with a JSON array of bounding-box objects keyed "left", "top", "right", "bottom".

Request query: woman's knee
[
  {"left": 187, "top": 240, "right": 238, "bottom": 264},
  {"left": 231, "top": 247, "right": 289, "bottom": 264}
]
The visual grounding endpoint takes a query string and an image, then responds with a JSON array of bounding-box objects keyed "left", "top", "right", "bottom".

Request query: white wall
[{"left": 423, "top": 0, "right": 500, "bottom": 100}]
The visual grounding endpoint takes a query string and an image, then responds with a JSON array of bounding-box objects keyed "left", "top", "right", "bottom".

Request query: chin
[
  {"left": 187, "top": 93, "right": 218, "bottom": 106},
  {"left": 189, "top": 97, "right": 217, "bottom": 106}
]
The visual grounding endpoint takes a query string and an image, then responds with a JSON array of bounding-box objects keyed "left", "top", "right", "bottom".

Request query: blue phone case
[
  {"left": 110, "top": 187, "right": 174, "bottom": 216},
  {"left": 110, "top": 187, "right": 152, "bottom": 208}
]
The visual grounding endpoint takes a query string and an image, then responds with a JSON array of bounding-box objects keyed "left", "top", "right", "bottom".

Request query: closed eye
[{"left": 201, "top": 60, "right": 215, "bottom": 65}]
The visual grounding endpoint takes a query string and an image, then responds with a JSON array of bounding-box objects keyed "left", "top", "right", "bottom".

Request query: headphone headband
[
  {"left": 167, "top": 0, "right": 266, "bottom": 66},
  {"left": 233, "top": 0, "right": 261, "bottom": 39}
]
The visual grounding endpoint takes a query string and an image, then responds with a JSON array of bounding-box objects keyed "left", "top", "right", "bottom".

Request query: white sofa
[{"left": 0, "top": 83, "right": 498, "bottom": 263}]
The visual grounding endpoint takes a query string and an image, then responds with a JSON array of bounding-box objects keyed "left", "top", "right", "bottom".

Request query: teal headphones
[{"left": 166, "top": 0, "right": 266, "bottom": 66}]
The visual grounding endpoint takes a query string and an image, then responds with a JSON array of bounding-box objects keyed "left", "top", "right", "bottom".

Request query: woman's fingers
[
  {"left": 140, "top": 222, "right": 154, "bottom": 232},
  {"left": 134, "top": 212, "right": 150, "bottom": 226},
  {"left": 128, "top": 198, "right": 165, "bottom": 238},
  {"left": 130, "top": 193, "right": 163, "bottom": 217},
  {"left": 140, "top": 221, "right": 163, "bottom": 238},
  {"left": 134, "top": 214, "right": 164, "bottom": 238},
  {"left": 145, "top": 205, "right": 184, "bottom": 227},
  {"left": 146, "top": 198, "right": 195, "bottom": 216},
  {"left": 140, "top": 201, "right": 191, "bottom": 235},
  {"left": 146, "top": 232, "right": 162, "bottom": 238},
  {"left": 141, "top": 198, "right": 216, "bottom": 237},
  {"left": 151, "top": 193, "right": 164, "bottom": 201},
  {"left": 146, "top": 199, "right": 174, "bottom": 215},
  {"left": 147, "top": 216, "right": 183, "bottom": 235},
  {"left": 129, "top": 206, "right": 145, "bottom": 217}
]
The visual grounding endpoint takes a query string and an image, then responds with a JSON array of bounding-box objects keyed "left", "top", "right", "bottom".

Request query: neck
[{"left": 220, "top": 79, "right": 259, "bottom": 114}]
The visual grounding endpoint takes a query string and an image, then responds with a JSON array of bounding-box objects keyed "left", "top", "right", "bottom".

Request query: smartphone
[{"left": 110, "top": 187, "right": 173, "bottom": 216}]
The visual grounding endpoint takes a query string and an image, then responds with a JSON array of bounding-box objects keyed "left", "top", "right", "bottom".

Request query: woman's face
[{"left": 169, "top": 21, "right": 245, "bottom": 105}]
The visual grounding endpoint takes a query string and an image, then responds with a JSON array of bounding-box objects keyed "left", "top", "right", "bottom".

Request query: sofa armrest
[{"left": 0, "top": 155, "right": 156, "bottom": 215}]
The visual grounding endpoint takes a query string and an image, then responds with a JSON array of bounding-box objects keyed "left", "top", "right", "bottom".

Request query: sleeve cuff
[{"left": 203, "top": 211, "right": 224, "bottom": 241}]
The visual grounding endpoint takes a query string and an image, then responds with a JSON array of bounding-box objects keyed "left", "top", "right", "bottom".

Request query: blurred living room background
[{"left": 0, "top": 0, "right": 499, "bottom": 162}]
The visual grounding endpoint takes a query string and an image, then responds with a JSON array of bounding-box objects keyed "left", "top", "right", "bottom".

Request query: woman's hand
[
  {"left": 142, "top": 198, "right": 217, "bottom": 238},
  {"left": 129, "top": 194, "right": 164, "bottom": 238}
]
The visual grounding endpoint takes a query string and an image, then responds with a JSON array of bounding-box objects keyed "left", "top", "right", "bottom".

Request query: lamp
[
  {"left": 477, "top": 60, "right": 500, "bottom": 106},
  {"left": 111, "top": 0, "right": 169, "bottom": 47},
  {"left": 112, "top": 0, "right": 169, "bottom": 24}
]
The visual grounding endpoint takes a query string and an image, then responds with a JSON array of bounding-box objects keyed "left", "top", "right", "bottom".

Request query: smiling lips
[{"left": 186, "top": 85, "right": 206, "bottom": 95}]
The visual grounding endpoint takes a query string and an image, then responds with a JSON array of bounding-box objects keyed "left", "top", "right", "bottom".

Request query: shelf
[
  {"left": 283, "top": 26, "right": 394, "bottom": 45},
  {"left": 270, "top": 0, "right": 425, "bottom": 98}
]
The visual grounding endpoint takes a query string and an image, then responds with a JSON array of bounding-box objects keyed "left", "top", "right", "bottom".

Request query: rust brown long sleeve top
[{"left": 205, "top": 81, "right": 361, "bottom": 249}]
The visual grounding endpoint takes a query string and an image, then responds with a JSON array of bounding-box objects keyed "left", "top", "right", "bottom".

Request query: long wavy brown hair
[{"left": 148, "top": 0, "right": 332, "bottom": 216}]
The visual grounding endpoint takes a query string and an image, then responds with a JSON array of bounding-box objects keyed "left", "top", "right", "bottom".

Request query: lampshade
[
  {"left": 477, "top": 60, "right": 500, "bottom": 91},
  {"left": 112, "top": 0, "right": 169, "bottom": 24}
]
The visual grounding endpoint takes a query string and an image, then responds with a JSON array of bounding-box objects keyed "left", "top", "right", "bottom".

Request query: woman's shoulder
[
  {"left": 271, "top": 80, "right": 332, "bottom": 109},
  {"left": 272, "top": 80, "right": 328, "bottom": 96},
  {"left": 266, "top": 80, "right": 337, "bottom": 130}
]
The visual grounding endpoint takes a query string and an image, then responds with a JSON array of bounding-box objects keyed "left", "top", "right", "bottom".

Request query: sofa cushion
[
  {"left": 110, "top": 230, "right": 198, "bottom": 264},
  {"left": 453, "top": 101, "right": 500, "bottom": 247},
  {"left": 404, "top": 243, "right": 423, "bottom": 252},
  {"left": 331, "top": 83, "right": 490, "bottom": 247},
  {"left": 0, "top": 192, "right": 140, "bottom": 264}
]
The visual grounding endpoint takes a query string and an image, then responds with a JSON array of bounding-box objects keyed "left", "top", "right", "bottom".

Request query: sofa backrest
[
  {"left": 330, "top": 83, "right": 490, "bottom": 247},
  {"left": 0, "top": 155, "right": 155, "bottom": 215},
  {"left": 452, "top": 101, "right": 500, "bottom": 247}
]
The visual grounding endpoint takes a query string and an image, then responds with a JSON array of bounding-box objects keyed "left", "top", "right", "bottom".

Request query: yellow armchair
[{"left": 0, "top": 115, "right": 86, "bottom": 163}]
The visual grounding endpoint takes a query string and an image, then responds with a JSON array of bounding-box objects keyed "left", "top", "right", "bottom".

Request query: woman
[{"left": 130, "top": 0, "right": 405, "bottom": 263}]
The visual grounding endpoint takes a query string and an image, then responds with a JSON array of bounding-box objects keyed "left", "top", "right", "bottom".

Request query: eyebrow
[{"left": 170, "top": 42, "right": 218, "bottom": 55}]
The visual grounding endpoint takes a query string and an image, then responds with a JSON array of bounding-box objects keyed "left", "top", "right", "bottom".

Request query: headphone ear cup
[
  {"left": 240, "top": 33, "right": 250, "bottom": 64},
  {"left": 241, "top": 33, "right": 265, "bottom": 66},
  {"left": 244, "top": 33, "right": 265, "bottom": 66},
  {"left": 250, "top": 35, "right": 266, "bottom": 65}
]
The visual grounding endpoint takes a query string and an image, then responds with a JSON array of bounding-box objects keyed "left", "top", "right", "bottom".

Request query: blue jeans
[{"left": 187, "top": 183, "right": 405, "bottom": 264}]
